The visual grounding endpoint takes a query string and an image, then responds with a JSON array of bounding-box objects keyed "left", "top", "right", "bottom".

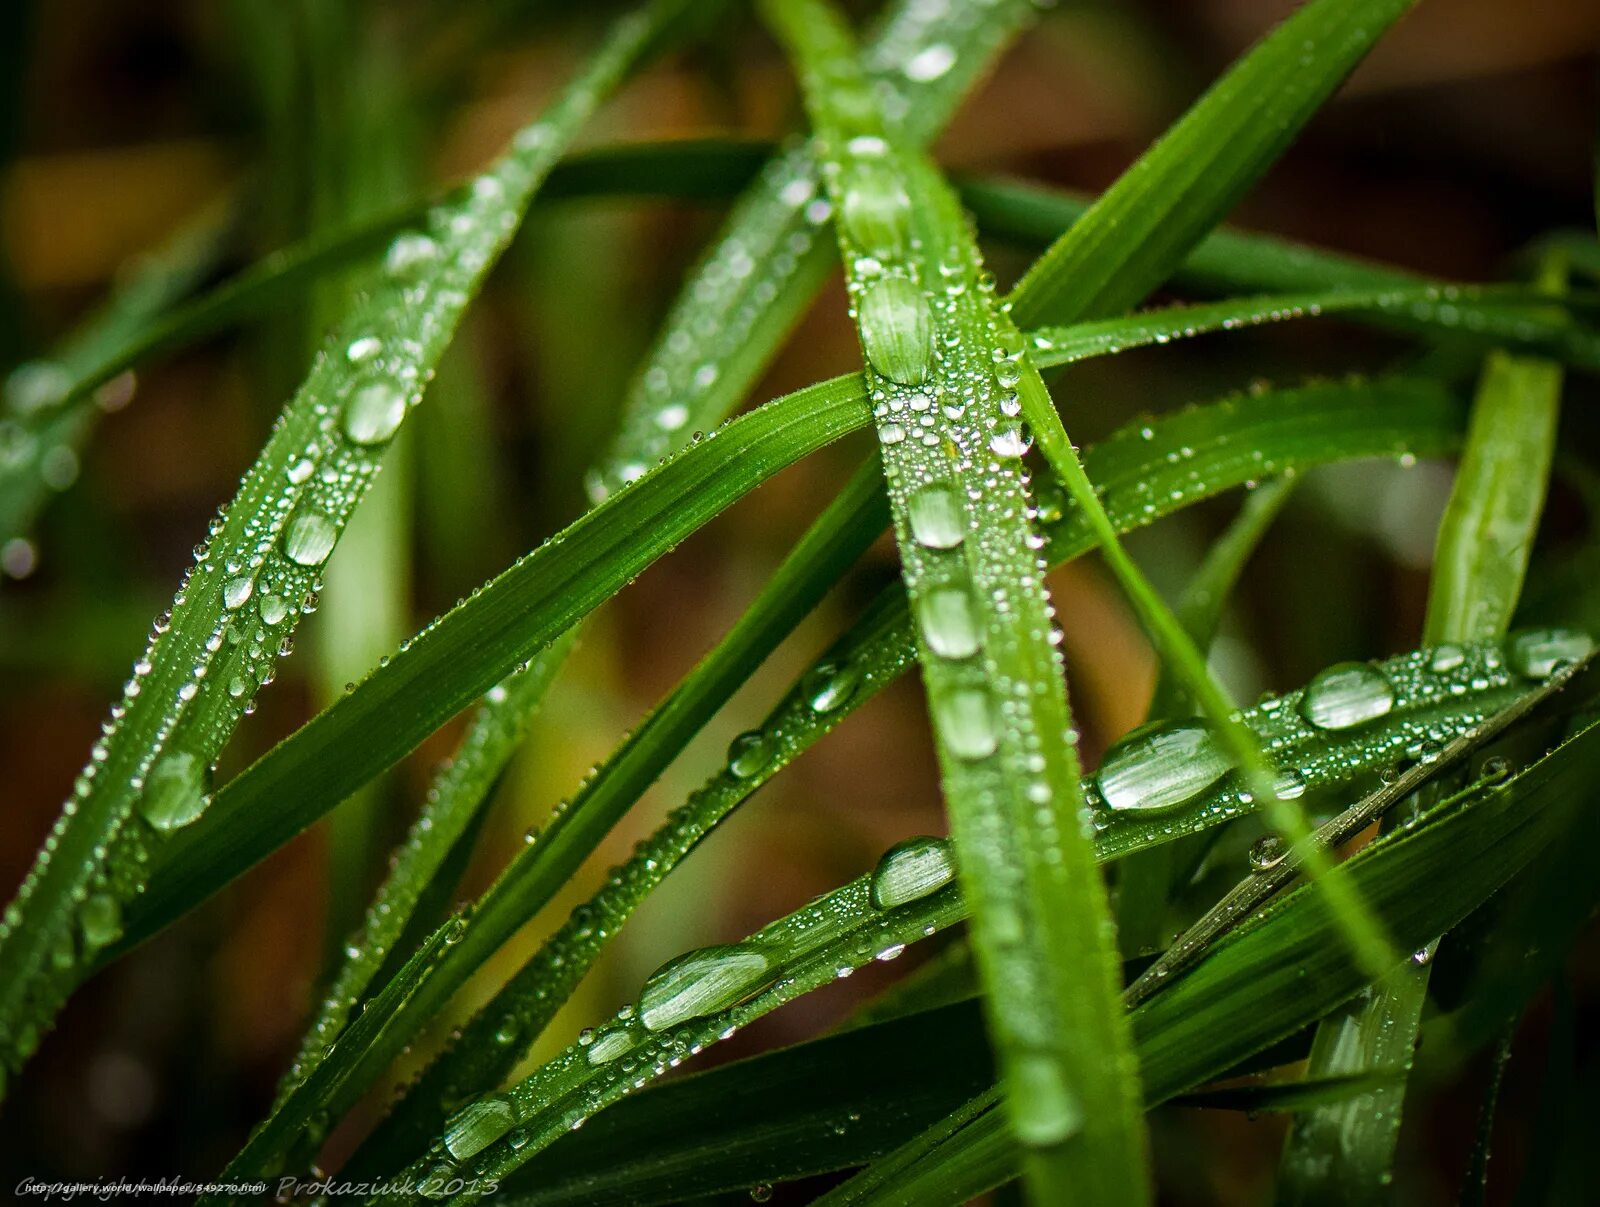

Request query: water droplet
[
  {"left": 858, "top": 277, "right": 932, "bottom": 386},
  {"left": 749, "top": 1185, "right": 774, "bottom": 1204},
  {"left": 443, "top": 1094, "right": 517, "bottom": 1161},
  {"left": 1429, "top": 643, "right": 1465, "bottom": 672},
  {"left": 803, "top": 661, "right": 859, "bottom": 713},
  {"left": 840, "top": 165, "right": 912, "bottom": 258},
  {"left": 1479, "top": 754, "right": 1512, "bottom": 784},
  {"left": 585, "top": 1026, "right": 636, "bottom": 1066},
  {"left": 936, "top": 688, "right": 997, "bottom": 760},
  {"left": 1506, "top": 627, "right": 1592, "bottom": 679},
  {"left": 346, "top": 335, "right": 381, "bottom": 363},
  {"left": 259, "top": 595, "right": 288, "bottom": 626},
  {"left": 343, "top": 378, "right": 407, "bottom": 445},
  {"left": 907, "top": 483, "right": 965, "bottom": 549},
  {"left": 385, "top": 232, "right": 440, "bottom": 277},
  {"left": 137, "top": 751, "right": 209, "bottom": 833},
  {"left": 903, "top": 42, "right": 956, "bottom": 83},
  {"left": 727, "top": 731, "right": 775, "bottom": 779},
  {"left": 1248, "top": 834, "right": 1285, "bottom": 872},
  {"left": 1096, "top": 720, "right": 1233, "bottom": 812},
  {"left": 223, "top": 576, "right": 254, "bottom": 610},
  {"left": 1299, "top": 663, "right": 1395, "bottom": 730},
  {"left": 1010, "top": 1051, "right": 1084, "bottom": 1146},
  {"left": 284, "top": 511, "right": 337, "bottom": 567},
  {"left": 1273, "top": 767, "right": 1307, "bottom": 800},
  {"left": 869, "top": 837, "right": 956, "bottom": 909},
  {"left": 79, "top": 893, "right": 122, "bottom": 951},
  {"left": 638, "top": 943, "right": 772, "bottom": 1032},
  {"left": 989, "top": 423, "right": 1031, "bottom": 459},
  {"left": 916, "top": 586, "right": 981, "bottom": 659}
]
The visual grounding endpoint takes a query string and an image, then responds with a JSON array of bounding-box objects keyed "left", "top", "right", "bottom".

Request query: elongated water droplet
[
  {"left": 1096, "top": 720, "right": 1232, "bottom": 812},
  {"left": 343, "top": 379, "right": 407, "bottom": 446},
  {"left": 1299, "top": 663, "right": 1395, "bottom": 730},
  {"left": 937, "top": 689, "right": 997, "bottom": 760},
  {"left": 840, "top": 165, "right": 912, "bottom": 258},
  {"left": 1010, "top": 1051, "right": 1084, "bottom": 1146},
  {"left": 1273, "top": 767, "right": 1307, "bottom": 800},
  {"left": 223, "top": 576, "right": 254, "bottom": 610},
  {"left": 903, "top": 43, "right": 956, "bottom": 83},
  {"left": 639, "top": 944, "right": 771, "bottom": 1032},
  {"left": 869, "top": 837, "right": 956, "bottom": 909},
  {"left": 284, "top": 511, "right": 337, "bottom": 567},
  {"left": 79, "top": 893, "right": 122, "bottom": 951},
  {"left": 584, "top": 1026, "right": 637, "bottom": 1066},
  {"left": 137, "top": 751, "right": 209, "bottom": 833},
  {"left": 858, "top": 277, "right": 932, "bottom": 386},
  {"left": 1506, "top": 627, "right": 1592, "bottom": 679},
  {"left": 907, "top": 483, "right": 965, "bottom": 549},
  {"left": 917, "top": 586, "right": 980, "bottom": 659},
  {"left": 727, "top": 731, "right": 775, "bottom": 779},
  {"left": 443, "top": 1094, "right": 517, "bottom": 1161},
  {"left": 1429, "top": 643, "right": 1466, "bottom": 672},
  {"left": 803, "top": 661, "right": 859, "bottom": 713}
]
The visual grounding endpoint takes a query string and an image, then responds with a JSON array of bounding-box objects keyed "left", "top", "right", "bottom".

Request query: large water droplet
[
  {"left": 727, "top": 731, "right": 775, "bottom": 779},
  {"left": 259, "top": 594, "right": 289, "bottom": 626},
  {"left": 989, "top": 423, "right": 1031, "bottom": 459},
  {"left": 803, "top": 661, "right": 859, "bottom": 713},
  {"left": 1096, "top": 720, "right": 1232, "bottom": 812},
  {"left": 907, "top": 483, "right": 965, "bottom": 549},
  {"left": 869, "top": 837, "right": 956, "bottom": 909},
  {"left": 223, "top": 576, "right": 254, "bottom": 611},
  {"left": 1299, "top": 663, "right": 1395, "bottom": 730},
  {"left": 1506, "top": 627, "right": 1592, "bottom": 679},
  {"left": 343, "top": 379, "right": 407, "bottom": 446},
  {"left": 584, "top": 1026, "right": 636, "bottom": 1066},
  {"left": 137, "top": 751, "right": 209, "bottom": 833},
  {"left": 917, "top": 586, "right": 980, "bottom": 659},
  {"left": 79, "top": 893, "right": 122, "bottom": 951},
  {"left": 443, "top": 1094, "right": 517, "bottom": 1161},
  {"left": 284, "top": 511, "right": 337, "bottom": 567},
  {"left": 1009, "top": 1051, "right": 1084, "bottom": 1146},
  {"left": 858, "top": 277, "right": 932, "bottom": 386},
  {"left": 840, "top": 165, "right": 912, "bottom": 258},
  {"left": 937, "top": 689, "right": 998, "bottom": 760},
  {"left": 638, "top": 944, "right": 772, "bottom": 1032}
]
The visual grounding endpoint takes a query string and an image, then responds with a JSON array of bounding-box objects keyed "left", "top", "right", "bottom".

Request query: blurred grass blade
[
  {"left": 1282, "top": 252, "right": 1571, "bottom": 1201},
  {"left": 1008, "top": 0, "right": 1420, "bottom": 329},
  {"left": 593, "top": 0, "right": 1039, "bottom": 496},
  {"left": 0, "top": 0, "right": 683, "bottom": 1090},
  {"left": 763, "top": 2, "right": 1148, "bottom": 1198}
]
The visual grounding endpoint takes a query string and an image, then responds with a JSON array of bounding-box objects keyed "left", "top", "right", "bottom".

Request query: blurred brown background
[{"left": 2, "top": 1, "right": 1599, "bottom": 1202}]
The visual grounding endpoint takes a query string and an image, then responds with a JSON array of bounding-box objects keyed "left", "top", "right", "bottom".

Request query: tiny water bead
[
  {"left": 1096, "top": 720, "right": 1233, "bottom": 813},
  {"left": 284, "top": 511, "right": 337, "bottom": 567},
  {"left": 342, "top": 378, "right": 408, "bottom": 446},
  {"left": 1506, "top": 626, "right": 1593, "bottom": 679},
  {"left": 936, "top": 688, "right": 998, "bottom": 760},
  {"left": 916, "top": 586, "right": 981, "bottom": 659},
  {"left": 638, "top": 943, "right": 772, "bottom": 1032},
  {"left": 906, "top": 482, "right": 966, "bottom": 549},
  {"left": 1298, "top": 662, "right": 1395, "bottom": 730},
  {"left": 443, "top": 1093, "right": 517, "bottom": 1161},
  {"left": 869, "top": 837, "right": 956, "bottom": 910},
  {"left": 857, "top": 276, "right": 933, "bottom": 386},
  {"left": 137, "top": 751, "right": 209, "bottom": 833}
]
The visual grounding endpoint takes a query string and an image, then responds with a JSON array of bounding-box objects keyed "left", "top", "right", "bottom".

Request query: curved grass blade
[
  {"left": 0, "top": 0, "right": 682, "bottom": 1091},
  {"left": 762, "top": 2, "right": 1149, "bottom": 1195},
  {"left": 342, "top": 374, "right": 1464, "bottom": 1182},
  {"left": 1008, "top": 0, "right": 1421, "bottom": 329},
  {"left": 375, "top": 634, "right": 1573, "bottom": 1203},
  {"left": 591, "top": 0, "right": 1039, "bottom": 497},
  {"left": 1281, "top": 252, "right": 1572, "bottom": 1201}
]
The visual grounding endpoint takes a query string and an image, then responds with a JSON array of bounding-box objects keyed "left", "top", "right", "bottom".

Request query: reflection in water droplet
[
  {"left": 584, "top": 1026, "right": 636, "bottom": 1066},
  {"left": 869, "top": 837, "right": 956, "bottom": 909},
  {"left": 1248, "top": 834, "right": 1285, "bottom": 872},
  {"left": 1096, "top": 720, "right": 1233, "bottom": 812},
  {"left": 285, "top": 511, "right": 337, "bottom": 567},
  {"left": 1298, "top": 663, "right": 1395, "bottom": 730}
]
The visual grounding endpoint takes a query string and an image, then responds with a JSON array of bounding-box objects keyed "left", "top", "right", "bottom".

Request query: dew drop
[
  {"left": 903, "top": 42, "right": 956, "bottom": 83},
  {"left": 1096, "top": 720, "right": 1233, "bottom": 812},
  {"left": 585, "top": 1026, "right": 637, "bottom": 1066},
  {"left": 989, "top": 423, "right": 1031, "bottom": 460},
  {"left": 443, "top": 1094, "right": 517, "bottom": 1161},
  {"left": 1429, "top": 643, "right": 1466, "bottom": 673},
  {"left": 937, "top": 688, "right": 997, "bottom": 760},
  {"left": 1298, "top": 663, "right": 1395, "bottom": 730},
  {"left": 1010, "top": 1051, "right": 1084, "bottom": 1146},
  {"left": 223, "top": 576, "right": 254, "bottom": 610},
  {"left": 869, "top": 836, "right": 956, "bottom": 910},
  {"left": 858, "top": 277, "right": 932, "bottom": 386},
  {"left": 727, "top": 731, "right": 775, "bottom": 779},
  {"left": 284, "top": 511, "right": 337, "bottom": 567},
  {"left": 137, "top": 751, "right": 210, "bottom": 833},
  {"left": 259, "top": 594, "right": 289, "bottom": 626},
  {"left": 906, "top": 483, "right": 965, "bottom": 549},
  {"left": 840, "top": 164, "right": 912, "bottom": 258},
  {"left": 385, "top": 232, "right": 440, "bottom": 278},
  {"left": 343, "top": 379, "right": 407, "bottom": 445},
  {"left": 638, "top": 944, "right": 772, "bottom": 1032},
  {"left": 803, "top": 661, "right": 859, "bottom": 713},
  {"left": 79, "top": 893, "right": 123, "bottom": 951},
  {"left": 1248, "top": 834, "right": 1285, "bottom": 872},
  {"left": 346, "top": 335, "right": 381, "bottom": 363},
  {"left": 916, "top": 586, "right": 981, "bottom": 659},
  {"left": 1506, "top": 627, "right": 1593, "bottom": 680}
]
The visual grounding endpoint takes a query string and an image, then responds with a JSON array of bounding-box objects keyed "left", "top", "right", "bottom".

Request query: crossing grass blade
[{"left": 0, "top": 0, "right": 686, "bottom": 1093}]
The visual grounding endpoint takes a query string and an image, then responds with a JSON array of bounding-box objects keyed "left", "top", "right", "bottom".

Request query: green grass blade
[
  {"left": 343, "top": 376, "right": 1462, "bottom": 1182},
  {"left": 592, "top": 0, "right": 1037, "bottom": 497},
  {"left": 0, "top": 0, "right": 679, "bottom": 1090},
  {"left": 384, "top": 635, "right": 1575, "bottom": 1203},
  {"left": 762, "top": 2, "right": 1148, "bottom": 1197},
  {"left": 1281, "top": 253, "right": 1571, "bottom": 1201},
  {"left": 1007, "top": 0, "right": 1420, "bottom": 329}
]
